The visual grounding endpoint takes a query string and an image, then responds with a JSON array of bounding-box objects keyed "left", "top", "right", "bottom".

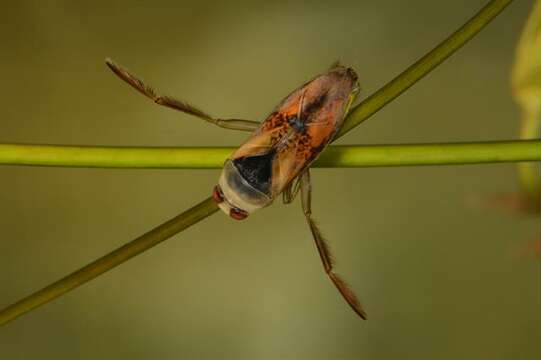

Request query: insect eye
[
  {"left": 212, "top": 185, "right": 224, "bottom": 203},
  {"left": 229, "top": 207, "right": 248, "bottom": 220}
]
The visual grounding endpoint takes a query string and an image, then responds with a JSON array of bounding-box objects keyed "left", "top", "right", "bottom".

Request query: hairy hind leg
[
  {"left": 300, "top": 169, "right": 367, "bottom": 319},
  {"left": 106, "top": 59, "right": 260, "bottom": 132}
]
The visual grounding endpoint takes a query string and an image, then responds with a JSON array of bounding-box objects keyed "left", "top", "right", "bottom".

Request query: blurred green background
[{"left": 1, "top": 0, "right": 540, "bottom": 358}]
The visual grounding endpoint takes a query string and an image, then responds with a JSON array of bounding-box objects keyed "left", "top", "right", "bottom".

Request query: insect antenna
[{"left": 328, "top": 60, "right": 343, "bottom": 70}]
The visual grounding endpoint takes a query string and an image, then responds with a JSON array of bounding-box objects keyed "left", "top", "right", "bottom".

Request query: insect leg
[
  {"left": 105, "top": 59, "right": 260, "bottom": 132},
  {"left": 300, "top": 170, "right": 367, "bottom": 319},
  {"left": 344, "top": 84, "right": 360, "bottom": 117},
  {"left": 282, "top": 176, "right": 303, "bottom": 204}
]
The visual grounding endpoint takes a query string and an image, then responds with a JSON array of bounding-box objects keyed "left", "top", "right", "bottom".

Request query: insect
[{"left": 106, "top": 59, "right": 367, "bottom": 319}]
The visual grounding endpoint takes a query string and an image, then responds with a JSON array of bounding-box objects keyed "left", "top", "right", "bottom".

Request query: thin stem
[
  {"left": 0, "top": 144, "right": 232, "bottom": 169},
  {"left": 337, "top": 0, "right": 514, "bottom": 138},
  {"left": 319, "top": 140, "right": 541, "bottom": 167},
  {"left": 0, "top": 197, "right": 218, "bottom": 326},
  {"left": 0, "top": 0, "right": 515, "bottom": 326},
  {"left": 1, "top": 140, "right": 541, "bottom": 169}
]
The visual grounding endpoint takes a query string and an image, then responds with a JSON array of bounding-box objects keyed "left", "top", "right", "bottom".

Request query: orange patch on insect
[{"left": 218, "top": 66, "right": 359, "bottom": 214}]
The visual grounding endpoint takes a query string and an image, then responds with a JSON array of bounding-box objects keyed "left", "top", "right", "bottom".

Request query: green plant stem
[
  {"left": 1, "top": 140, "right": 540, "bottom": 168},
  {"left": 337, "top": 0, "right": 514, "bottom": 138},
  {"left": 0, "top": 197, "right": 218, "bottom": 326},
  {"left": 0, "top": 0, "right": 515, "bottom": 326}
]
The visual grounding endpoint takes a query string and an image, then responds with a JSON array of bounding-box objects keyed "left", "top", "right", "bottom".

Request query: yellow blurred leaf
[
  {"left": 512, "top": 0, "right": 541, "bottom": 118},
  {"left": 512, "top": 1, "right": 541, "bottom": 197},
  {"left": 486, "top": 3, "right": 541, "bottom": 213}
]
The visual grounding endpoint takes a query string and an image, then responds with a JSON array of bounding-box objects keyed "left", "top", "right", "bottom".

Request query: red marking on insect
[
  {"left": 106, "top": 59, "right": 367, "bottom": 319},
  {"left": 212, "top": 185, "right": 224, "bottom": 203},
  {"left": 229, "top": 207, "right": 248, "bottom": 220}
]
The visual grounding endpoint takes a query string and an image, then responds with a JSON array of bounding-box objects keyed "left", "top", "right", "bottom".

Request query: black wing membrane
[{"left": 233, "top": 151, "right": 275, "bottom": 195}]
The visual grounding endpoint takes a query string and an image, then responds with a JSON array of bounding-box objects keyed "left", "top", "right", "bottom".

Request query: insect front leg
[
  {"left": 105, "top": 59, "right": 260, "bottom": 132},
  {"left": 300, "top": 170, "right": 367, "bottom": 319},
  {"left": 282, "top": 175, "right": 303, "bottom": 204}
]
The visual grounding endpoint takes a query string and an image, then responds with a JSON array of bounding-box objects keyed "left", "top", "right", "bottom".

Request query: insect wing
[
  {"left": 271, "top": 112, "right": 347, "bottom": 195},
  {"left": 230, "top": 66, "right": 359, "bottom": 199}
]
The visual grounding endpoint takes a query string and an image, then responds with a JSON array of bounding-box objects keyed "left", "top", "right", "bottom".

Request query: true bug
[{"left": 106, "top": 59, "right": 367, "bottom": 319}]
